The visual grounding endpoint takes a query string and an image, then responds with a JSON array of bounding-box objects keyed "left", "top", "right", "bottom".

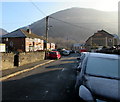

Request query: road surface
[{"left": 2, "top": 53, "right": 82, "bottom": 101}]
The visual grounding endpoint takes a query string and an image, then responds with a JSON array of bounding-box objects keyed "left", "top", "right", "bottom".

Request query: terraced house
[
  {"left": 85, "top": 30, "right": 120, "bottom": 51},
  {"left": 2, "top": 29, "right": 45, "bottom": 52}
]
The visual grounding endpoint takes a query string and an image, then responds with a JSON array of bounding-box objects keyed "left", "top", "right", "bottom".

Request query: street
[{"left": 2, "top": 53, "right": 81, "bottom": 101}]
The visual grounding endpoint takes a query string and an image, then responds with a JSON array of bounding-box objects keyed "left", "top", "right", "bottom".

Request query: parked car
[
  {"left": 62, "top": 50, "right": 70, "bottom": 56},
  {"left": 79, "top": 49, "right": 87, "bottom": 53},
  {"left": 52, "top": 49, "right": 58, "bottom": 51},
  {"left": 70, "top": 50, "right": 75, "bottom": 53},
  {"left": 76, "top": 52, "right": 89, "bottom": 72},
  {"left": 75, "top": 52, "right": 120, "bottom": 102},
  {"left": 49, "top": 51, "right": 61, "bottom": 59}
]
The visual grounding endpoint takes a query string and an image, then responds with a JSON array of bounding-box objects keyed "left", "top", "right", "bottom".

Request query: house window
[
  {"left": 6, "top": 38, "right": 8, "bottom": 41},
  {"left": 108, "top": 38, "right": 112, "bottom": 42},
  {"left": 10, "top": 41, "right": 13, "bottom": 47}
]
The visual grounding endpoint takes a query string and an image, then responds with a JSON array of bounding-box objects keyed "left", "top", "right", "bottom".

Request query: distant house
[
  {"left": 73, "top": 43, "right": 85, "bottom": 51},
  {"left": 47, "top": 43, "right": 51, "bottom": 50},
  {"left": 45, "top": 43, "right": 56, "bottom": 50},
  {"left": 44, "top": 40, "right": 56, "bottom": 50},
  {"left": 50, "top": 43, "right": 56, "bottom": 50},
  {"left": 2, "top": 29, "right": 45, "bottom": 52},
  {"left": 85, "top": 30, "right": 120, "bottom": 51}
]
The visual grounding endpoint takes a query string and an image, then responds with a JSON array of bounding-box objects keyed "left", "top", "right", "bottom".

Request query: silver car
[
  {"left": 75, "top": 52, "right": 120, "bottom": 102},
  {"left": 62, "top": 50, "right": 70, "bottom": 56}
]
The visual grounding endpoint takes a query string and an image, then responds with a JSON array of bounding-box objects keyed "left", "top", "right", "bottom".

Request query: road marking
[{"left": 0, "top": 60, "right": 55, "bottom": 81}]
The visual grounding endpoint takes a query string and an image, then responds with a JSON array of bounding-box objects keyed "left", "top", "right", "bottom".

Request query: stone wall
[
  {"left": 1, "top": 51, "right": 45, "bottom": 70},
  {"left": 1, "top": 53, "right": 14, "bottom": 70},
  {"left": 19, "top": 52, "right": 45, "bottom": 66}
]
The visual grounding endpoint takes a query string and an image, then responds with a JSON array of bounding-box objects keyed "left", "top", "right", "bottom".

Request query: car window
[
  {"left": 85, "top": 57, "right": 119, "bottom": 78},
  {"left": 50, "top": 52, "right": 56, "bottom": 54}
]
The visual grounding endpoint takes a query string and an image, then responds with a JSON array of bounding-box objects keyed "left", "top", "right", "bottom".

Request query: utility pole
[{"left": 45, "top": 16, "right": 49, "bottom": 59}]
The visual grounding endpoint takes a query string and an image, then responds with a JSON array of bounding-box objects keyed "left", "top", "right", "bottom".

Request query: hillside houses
[{"left": 2, "top": 29, "right": 55, "bottom": 52}]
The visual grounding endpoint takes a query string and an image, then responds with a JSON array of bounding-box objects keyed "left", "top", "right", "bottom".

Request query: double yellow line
[{"left": 0, "top": 60, "right": 55, "bottom": 81}]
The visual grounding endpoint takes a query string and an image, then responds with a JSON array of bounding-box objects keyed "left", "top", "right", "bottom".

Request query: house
[
  {"left": 44, "top": 40, "right": 56, "bottom": 50},
  {"left": 46, "top": 43, "right": 56, "bottom": 50},
  {"left": 50, "top": 43, "right": 56, "bottom": 50},
  {"left": 2, "top": 29, "right": 45, "bottom": 52},
  {"left": 85, "top": 30, "right": 120, "bottom": 51},
  {"left": 47, "top": 43, "right": 51, "bottom": 50},
  {"left": 73, "top": 43, "right": 85, "bottom": 51}
]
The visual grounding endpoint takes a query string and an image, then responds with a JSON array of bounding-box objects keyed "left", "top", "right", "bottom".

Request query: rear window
[
  {"left": 50, "top": 52, "right": 56, "bottom": 54},
  {"left": 86, "top": 57, "right": 119, "bottom": 78}
]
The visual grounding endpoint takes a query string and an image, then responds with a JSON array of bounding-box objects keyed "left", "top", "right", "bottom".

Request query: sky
[{"left": 0, "top": 0, "right": 120, "bottom": 32}]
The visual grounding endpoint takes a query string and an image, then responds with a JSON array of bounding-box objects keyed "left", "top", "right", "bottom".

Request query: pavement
[{"left": 0, "top": 59, "right": 55, "bottom": 81}]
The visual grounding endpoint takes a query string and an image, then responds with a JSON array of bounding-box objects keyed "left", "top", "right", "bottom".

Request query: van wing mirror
[
  {"left": 77, "top": 68, "right": 81, "bottom": 72},
  {"left": 77, "top": 57, "right": 81, "bottom": 60},
  {"left": 76, "top": 66, "right": 82, "bottom": 72}
]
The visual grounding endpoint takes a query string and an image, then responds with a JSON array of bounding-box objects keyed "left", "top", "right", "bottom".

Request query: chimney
[{"left": 26, "top": 26, "right": 31, "bottom": 34}]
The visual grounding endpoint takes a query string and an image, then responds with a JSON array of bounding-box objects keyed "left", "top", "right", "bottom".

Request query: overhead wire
[
  {"left": 49, "top": 16, "right": 92, "bottom": 30},
  {"left": 29, "top": 0, "right": 47, "bottom": 17},
  {"left": 29, "top": 1, "right": 92, "bottom": 40},
  {"left": 29, "top": 1, "right": 92, "bottom": 31},
  {"left": 26, "top": 1, "right": 117, "bottom": 32},
  {"left": 49, "top": 16, "right": 89, "bottom": 39}
]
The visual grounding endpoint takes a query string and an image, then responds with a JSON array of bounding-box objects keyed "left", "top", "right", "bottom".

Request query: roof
[
  {"left": 96, "top": 30, "right": 115, "bottom": 37},
  {"left": 2, "top": 29, "right": 25, "bottom": 38},
  {"left": 88, "top": 52, "right": 119, "bottom": 60},
  {"left": 85, "top": 30, "right": 118, "bottom": 42},
  {"left": 98, "top": 29, "right": 110, "bottom": 34},
  {"left": 2, "top": 29, "right": 45, "bottom": 40}
]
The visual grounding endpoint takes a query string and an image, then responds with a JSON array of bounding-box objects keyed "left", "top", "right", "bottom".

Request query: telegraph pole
[
  {"left": 45, "top": 16, "right": 49, "bottom": 59},
  {"left": 46, "top": 16, "right": 49, "bottom": 46}
]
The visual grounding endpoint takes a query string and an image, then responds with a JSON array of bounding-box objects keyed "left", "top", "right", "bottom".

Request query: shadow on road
[
  {"left": 45, "top": 62, "right": 75, "bottom": 69},
  {"left": 2, "top": 53, "right": 82, "bottom": 101},
  {"left": 2, "top": 69, "right": 81, "bottom": 101}
]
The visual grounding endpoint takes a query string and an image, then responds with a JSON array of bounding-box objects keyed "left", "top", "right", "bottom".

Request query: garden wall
[{"left": 1, "top": 51, "right": 45, "bottom": 70}]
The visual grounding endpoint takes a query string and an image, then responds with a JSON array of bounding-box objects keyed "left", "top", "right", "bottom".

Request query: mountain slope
[
  {"left": 0, "top": 28, "right": 8, "bottom": 36},
  {"left": 26, "top": 8, "right": 118, "bottom": 44}
]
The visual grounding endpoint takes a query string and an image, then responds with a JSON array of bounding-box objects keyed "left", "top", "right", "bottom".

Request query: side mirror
[
  {"left": 77, "top": 57, "right": 81, "bottom": 60},
  {"left": 79, "top": 85, "right": 94, "bottom": 101},
  {"left": 76, "top": 67, "right": 81, "bottom": 72}
]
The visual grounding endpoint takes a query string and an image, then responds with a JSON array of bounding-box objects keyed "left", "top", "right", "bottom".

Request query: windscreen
[
  {"left": 50, "top": 52, "right": 56, "bottom": 54},
  {"left": 86, "top": 56, "right": 119, "bottom": 78}
]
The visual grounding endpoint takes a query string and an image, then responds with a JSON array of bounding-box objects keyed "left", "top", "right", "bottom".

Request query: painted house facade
[
  {"left": 85, "top": 30, "right": 120, "bottom": 51},
  {"left": 50, "top": 43, "right": 56, "bottom": 50},
  {"left": 44, "top": 41, "right": 56, "bottom": 50},
  {"left": 2, "top": 29, "right": 44, "bottom": 52}
]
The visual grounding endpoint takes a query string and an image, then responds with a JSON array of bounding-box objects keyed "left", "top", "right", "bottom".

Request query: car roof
[
  {"left": 81, "top": 52, "right": 89, "bottom": 54},
  {"left": 88, "top": 52, "right": 119, "bottom": 60},
  {"left": 51, "top": 51, "right": 57, "bottom": 52}
]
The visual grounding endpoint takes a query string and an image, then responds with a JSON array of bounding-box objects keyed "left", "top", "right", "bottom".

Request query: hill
[
  {"left": 28, "top": 8, "right": 117, "bottom": 43},
  {"left": 0, "top": 28, "right": 8, "bottom": 37}
]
